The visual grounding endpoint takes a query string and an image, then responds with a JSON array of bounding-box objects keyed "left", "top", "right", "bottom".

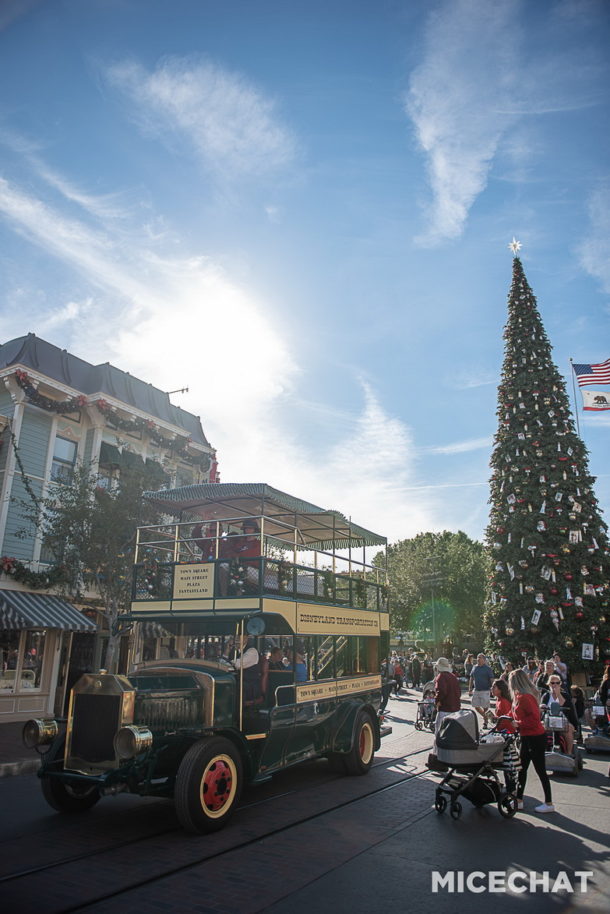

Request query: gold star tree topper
[{"left": 508, "top": 237, "right": 522, "bottom": 256}]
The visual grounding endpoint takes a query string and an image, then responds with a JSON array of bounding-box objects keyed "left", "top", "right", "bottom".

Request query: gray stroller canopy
[
  {"left": 437, "top": 710, "right": 480, "bottom": 750},
  {"left": 436, "top": 709, "right": 506, "bottom": 767}
]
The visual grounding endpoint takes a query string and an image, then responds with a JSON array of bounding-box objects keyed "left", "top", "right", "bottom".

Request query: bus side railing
[{"left": 132, "top": 556, "right": 388, "bottom": 612}]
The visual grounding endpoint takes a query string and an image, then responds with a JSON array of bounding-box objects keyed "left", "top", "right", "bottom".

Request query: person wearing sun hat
[{"left": 433, "top": 657, "right": 461, "bottom": 735}]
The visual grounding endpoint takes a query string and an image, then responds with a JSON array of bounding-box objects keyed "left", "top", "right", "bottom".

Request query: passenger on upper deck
[
  {"left": 219, "top": 520, "right": 261, "bottom": 595},
  {"left": 191, "top": 522, "right": 216, "bottom": 560},
  {"left": 225, "top": 520, "right": 260, "bottom": 560},
  {"left": 191, "top": 519, "right": 260, "bottom": 561}
]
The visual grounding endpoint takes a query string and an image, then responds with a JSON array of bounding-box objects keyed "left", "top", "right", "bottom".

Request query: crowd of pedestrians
[{"left": 381, "top": 646, "right": 606, "bottom": 815}]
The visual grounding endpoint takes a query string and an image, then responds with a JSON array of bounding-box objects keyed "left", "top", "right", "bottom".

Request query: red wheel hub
[
  {"left": 359, "top": 728, "right": 367, "bottom": 757},
  {"left": 203, "top": 759, "right": 233, "bottom": 811}
]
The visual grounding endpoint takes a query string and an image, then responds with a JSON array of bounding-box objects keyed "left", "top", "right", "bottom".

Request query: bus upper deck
[{"left": 131, "top": 482, "right": 389, "bottom": 616}]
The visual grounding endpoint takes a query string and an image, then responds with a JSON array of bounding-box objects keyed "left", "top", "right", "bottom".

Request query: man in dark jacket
[{"left": 434, "top": 657, "right": 461, "bottom": 735}]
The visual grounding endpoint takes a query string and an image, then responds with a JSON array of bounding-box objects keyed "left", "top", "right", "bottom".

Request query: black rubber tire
[
  {"left": 39, "top": 733, "right": 100, "bottom": 814},
  {"left": 450, "top": 801, "right": 462, "bottom": 820},
  {"left": 174, "top": 737, "right": 243, "bottom": 833},
  {"left": 415, "top": 721, "right": 423, "bottom": 731},
  {"left": 435, "top": 792, "right": 447, "bottom": 814},
  {"left": 41, "top": 775, "right": 101, "bottom": 813},
  {"left": 343, "top": 711, "right": 376, "bottom": 776},
  {"left": 577, "top": 750, "right": 584, "bottom": 770},
  {"left": 498, "top": 795, "right": 517, "bottom": 818}
]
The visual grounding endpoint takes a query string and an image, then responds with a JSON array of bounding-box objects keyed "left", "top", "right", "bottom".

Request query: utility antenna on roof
[{"left": 166, "top": 387, "right": 189, "bottom": 395}]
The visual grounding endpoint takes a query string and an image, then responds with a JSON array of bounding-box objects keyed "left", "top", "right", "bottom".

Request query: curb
[{"left": 0, "top": 758, "right": 40, "bottom": 778}]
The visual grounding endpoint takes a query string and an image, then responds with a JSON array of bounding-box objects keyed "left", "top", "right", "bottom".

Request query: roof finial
[{"left": 508, "top": 237, "right": 522, "bottom": 256}]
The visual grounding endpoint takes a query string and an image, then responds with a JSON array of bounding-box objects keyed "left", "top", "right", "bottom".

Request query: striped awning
[{"left": 0, "top": 590, "right": 97, "bottom": 632}]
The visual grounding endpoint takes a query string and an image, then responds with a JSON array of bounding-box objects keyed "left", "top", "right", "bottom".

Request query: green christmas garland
[
  {"left": 0, "top": 555, "right": 67, "bottom": 589},
  {"left": 13, "top": 371, "right": 210, "bottom": 470}
]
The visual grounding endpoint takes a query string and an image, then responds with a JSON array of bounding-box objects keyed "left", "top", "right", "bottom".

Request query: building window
[
  {"left": 175, "top": 468, "right": 194, "bottom": 488},
  {"left": 97, "top": 464, "right": 119, "bottom": 490},
  {"left": 0, "top": 630, "right": 20, "bottom": 691},
  {"left": 0, "top": 629, "right": 47, "bottom": 692},
  {"left": 51, "top": 436, "right": 78, "bottom": 483},
  {"left": 21, "top": 630, "right": 46, "bottom": 689}
]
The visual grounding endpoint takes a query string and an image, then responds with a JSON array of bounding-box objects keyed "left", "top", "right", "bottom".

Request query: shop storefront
[{"left": 0, "top": 589, "right": 97, "bottom": 722}]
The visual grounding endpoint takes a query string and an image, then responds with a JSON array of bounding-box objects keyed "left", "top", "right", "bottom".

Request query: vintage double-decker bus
[{"left": 24, "top": 483, "right": 391, "bottom": 832}]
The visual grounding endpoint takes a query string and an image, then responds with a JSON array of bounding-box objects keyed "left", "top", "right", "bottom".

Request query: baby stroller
[
  {"left": 415, "top": 681, "right": 436, "bottom": 732},
  {"left": 430, "top": 710, "right": 520, "bottom": 820}
]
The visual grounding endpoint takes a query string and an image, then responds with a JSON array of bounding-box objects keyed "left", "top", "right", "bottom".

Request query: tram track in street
[
  {"left": 29, "top": 767, "right": 434, "bottom": 914},
  {"left": 0, "top": 739, "right": 434, "bottom": 910}
]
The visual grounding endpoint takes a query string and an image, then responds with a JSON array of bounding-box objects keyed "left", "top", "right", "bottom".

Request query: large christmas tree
[{"left": 484, "top": 248, "right": 610, "bottom": 669}]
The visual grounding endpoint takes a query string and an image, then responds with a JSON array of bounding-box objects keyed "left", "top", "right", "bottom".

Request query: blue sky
[{"left": 1, "top": 0, "right": 609, "bottom": 543}]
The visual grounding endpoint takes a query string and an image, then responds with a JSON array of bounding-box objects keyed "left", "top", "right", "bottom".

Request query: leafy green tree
[
  {"left": 382, "top": 531, "right": 487, "bottom": 650},
  {"left": 484, "top": 256, "right": 610, "bottom": 667},
  {"left": 21, "top": 461, "right": 163, "bottom": 671}
]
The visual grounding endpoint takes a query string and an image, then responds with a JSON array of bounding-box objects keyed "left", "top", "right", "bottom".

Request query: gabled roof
[
  {"left": 144, "top": 482, "right": 387, "bottom": 550},
  {"left": 0, "top": 333, "right": 209, "bottom": 446}
]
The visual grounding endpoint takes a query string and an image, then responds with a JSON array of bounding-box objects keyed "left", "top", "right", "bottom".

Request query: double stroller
[
  {"left": 429, "top": 710, "right": 520, "bottom": 820},
  {"left": 415, "top": 680, "right": 436, "bottom": 731}
]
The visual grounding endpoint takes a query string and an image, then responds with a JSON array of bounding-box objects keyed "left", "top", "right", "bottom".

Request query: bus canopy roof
[{"left": 143, "top": 482, "right": 386, "bottom": 551}]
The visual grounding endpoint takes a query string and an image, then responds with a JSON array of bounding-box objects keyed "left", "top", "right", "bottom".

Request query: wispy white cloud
[
  {"left": 105, "top": 56, "right": 297, "bottom": 179},
  {"left": 30, "top": 161, "right": 130, "bottom": 222},
  {"left": 453, "top": 368, "right": 497, "bottom": 389},
  {"left": 264, "top": 204, "right": 282, "bottom": 223},
  {"left": 405, "top": 0, "right": 608, "bottom": 246},
  {"left": 577, "top": 184, "right": 610, "bottom": 295},
  {"left": 37, "top": 299, "right": 93, "bottom": 333},
  {"left": 422, "top": 436, "right": 492, "bottom": 456},
  {"left": 0, "top": 177, "right": 146, "bottom": 305},
  {"left": 0, "top": 168, "right": 443, "bottom": 541},
  {"left": 406, "top": 0, "right": 520, "bottom": 246}
]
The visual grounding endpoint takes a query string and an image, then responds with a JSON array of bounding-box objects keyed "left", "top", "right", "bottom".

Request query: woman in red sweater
[
  {"left": 508, "top": 669, "right": 554, "bottom": 813},
  {"left": 491, "top": 679, "right": 515, "bottom": 733}
]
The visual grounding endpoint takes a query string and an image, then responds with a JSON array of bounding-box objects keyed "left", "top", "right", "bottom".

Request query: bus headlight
[
  {"left": 22, "top": 718, "right": 59, "bottom": 748},
  {"left": 114, "top": 725, "right": 153, "bottom": 759}
]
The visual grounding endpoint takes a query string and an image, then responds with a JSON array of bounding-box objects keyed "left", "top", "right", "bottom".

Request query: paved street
[{"left": 1, "top": 689, "right": 608, "bottom": 914}]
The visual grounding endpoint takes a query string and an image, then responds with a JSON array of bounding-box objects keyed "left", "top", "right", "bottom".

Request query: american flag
[{"left": 572, "top": 358, "right": 610, "bottom": 387}]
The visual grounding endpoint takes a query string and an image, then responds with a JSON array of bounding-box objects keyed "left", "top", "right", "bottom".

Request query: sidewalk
[{"left": 0, "top": 720, "right": 40, "bottom": 777}]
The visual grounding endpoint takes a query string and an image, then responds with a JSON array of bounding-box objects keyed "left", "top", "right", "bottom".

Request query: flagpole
[{"left": 569, "top": 358, "right": 581, "bottom": 437}]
